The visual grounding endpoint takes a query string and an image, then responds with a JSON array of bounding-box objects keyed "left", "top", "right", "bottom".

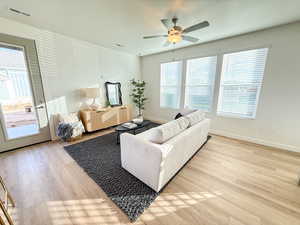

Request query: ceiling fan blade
[
  {"left": 163, "top": 40, "right": 171, "bottom": 47},
  {"left": 183, "top": 21, "right": 209, "bottom": 33},
  {"left": 161, "top": 19, "right": 172, "bottom": 29},
  {"left": 182, "top": 35, "right": 199, "bottom": 43},
  {"left": 143, "top": 35, "right": 167, "bottom": 39}
]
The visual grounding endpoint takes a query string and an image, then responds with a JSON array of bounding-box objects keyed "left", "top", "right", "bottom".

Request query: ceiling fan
[{"left": 143, "top": 17, "right": 209, "bottom": 46}]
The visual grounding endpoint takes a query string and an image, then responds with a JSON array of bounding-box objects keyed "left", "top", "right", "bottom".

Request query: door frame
[{"left": 0, "top": 33, "right": 51, "bottom": 152}]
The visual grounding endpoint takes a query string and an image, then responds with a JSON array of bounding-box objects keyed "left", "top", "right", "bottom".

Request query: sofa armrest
[{"left": 120, "top": 133, "right": 163, "bottom": 192}]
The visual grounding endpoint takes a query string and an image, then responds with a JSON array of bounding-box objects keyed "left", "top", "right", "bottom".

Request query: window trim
[
  {"left": 216, "top": 47, "right": 269, "bottom": 119},
  {"left": 159, "top": 60, "right": 183, "bottom": 109},
  {"left": 184, "top": 55, "right": 218, "bottom": 112},
  {"left": 219, "top": 44, "right": 272, "bottom": 57},
  {"left": 158, "top": 45, "right": 270, "bottom": 119}
]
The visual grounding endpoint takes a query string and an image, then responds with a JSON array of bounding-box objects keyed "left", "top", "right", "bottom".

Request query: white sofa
[{"left": 120, "top": 110, "right": 210, "bottom": 192}]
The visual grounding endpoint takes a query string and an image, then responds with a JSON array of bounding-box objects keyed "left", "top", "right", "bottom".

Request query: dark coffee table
[{"left": 116, "top": 120, "right": 151, "bottom": 144}]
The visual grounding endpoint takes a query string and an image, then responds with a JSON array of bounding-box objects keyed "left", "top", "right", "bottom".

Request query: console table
[{"left": 80, "top": 105, "right": 132, "bottom": 132}]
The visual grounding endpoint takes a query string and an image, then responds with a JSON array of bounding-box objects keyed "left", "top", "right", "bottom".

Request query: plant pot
[{"left": 133, "top": 116, "right": 144, "bottom": 125}]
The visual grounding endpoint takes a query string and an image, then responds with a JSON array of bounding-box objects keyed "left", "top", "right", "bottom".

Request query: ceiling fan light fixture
[
  {"left": 167, "top": 28, "right": 182, "bottom": 43},
  {"left": 168, "top": 34, "right": 182, "bottom": 43}
]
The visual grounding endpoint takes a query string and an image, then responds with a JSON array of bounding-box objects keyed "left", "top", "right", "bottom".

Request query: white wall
[
  {"left": 0, "top": 17, "right": 141, "bottom": 139},
  {"left": 141, "top": 22, "right": 300, "bottom": 152}
]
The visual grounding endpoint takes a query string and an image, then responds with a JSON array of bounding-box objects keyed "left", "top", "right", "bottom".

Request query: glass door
[{"left": 0, "top": 33, "right": 50, "bottom": 152}]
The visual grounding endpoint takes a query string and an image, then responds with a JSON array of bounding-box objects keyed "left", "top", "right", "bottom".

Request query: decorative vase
[
  {"left": 133, "top": 115, "right": 144, "bottom": 125},
  {"left": 138, "top": 115, "right": 143, "bottom": 121}
]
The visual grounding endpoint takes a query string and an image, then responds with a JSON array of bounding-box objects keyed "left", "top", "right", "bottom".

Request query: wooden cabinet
[{"left": 80, "top": 105, "right": 132, "bottom": 132}]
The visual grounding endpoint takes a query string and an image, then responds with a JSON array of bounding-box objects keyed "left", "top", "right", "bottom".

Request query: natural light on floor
[
  {"left": 47, "top": 198, "right": 121, "bottom": 225},
  {"left": 140, "top": 191, "right": 222, "bottom": 222},
  {"left": 46, "top": 191, "right": 222, "bottom": 225}
]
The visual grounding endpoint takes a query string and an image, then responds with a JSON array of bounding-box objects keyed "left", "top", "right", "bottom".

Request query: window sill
[
  {"left": 160, "top": 106, "right": 180, "bottom": 110},
  {"left": 216, "top": 113, "right": 256, "bottom": 120}
]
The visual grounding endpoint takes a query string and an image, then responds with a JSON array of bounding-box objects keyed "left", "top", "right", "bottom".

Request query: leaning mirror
[{"left": 104, "top": 82, "right": 122, "bottom": 106}]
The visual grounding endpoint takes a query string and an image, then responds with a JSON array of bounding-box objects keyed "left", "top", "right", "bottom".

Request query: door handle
[{"left": 36, "top": 105, "right": 44, "bottom": 109}]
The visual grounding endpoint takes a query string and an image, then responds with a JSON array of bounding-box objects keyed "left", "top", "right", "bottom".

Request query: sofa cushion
[
  {"left": 148, "top": 118, "right": 188, "bottom": 144},
  {"left": 184, "top": 110, "right": 205, "bottom": 127},
  {"left": 176, "top": 117, "right": 190, "bottom": 130}
]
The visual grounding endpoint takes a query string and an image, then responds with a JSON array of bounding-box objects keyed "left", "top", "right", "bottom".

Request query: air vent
[{"left": 9, "top": 8, "right": 31, "bottom": 17}]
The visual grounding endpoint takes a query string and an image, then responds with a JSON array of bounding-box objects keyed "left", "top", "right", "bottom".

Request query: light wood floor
[{"left": 1, "top": 129, "right": 300, "bottom": 225}]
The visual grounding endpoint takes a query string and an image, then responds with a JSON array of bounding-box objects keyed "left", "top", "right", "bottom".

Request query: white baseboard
[
  {"left": 210, "top": 129, "right": 299, "bottom": 153},
  {"left": 145, "top": 116, "right": 299, "bottom": 153}
]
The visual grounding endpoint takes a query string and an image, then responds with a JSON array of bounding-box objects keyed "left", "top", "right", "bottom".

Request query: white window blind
[
  {"left": 184, "top": 56, "right": 217, "bottom": 111},
  {"left": 160, "top": 61, "right": 182, "bottom": 108},
  {"left": 217, "top": 48, "right": 268, "bottom": 118}
]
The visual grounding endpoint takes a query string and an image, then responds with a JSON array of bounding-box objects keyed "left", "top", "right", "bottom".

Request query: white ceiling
[{"left": 0, "top": 0, "right": 300, "bottom": 56}]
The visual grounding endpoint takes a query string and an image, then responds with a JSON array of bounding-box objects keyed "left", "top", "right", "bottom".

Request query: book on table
[{"left": 122, "top": 122, "right": 137, "bottom": 129}]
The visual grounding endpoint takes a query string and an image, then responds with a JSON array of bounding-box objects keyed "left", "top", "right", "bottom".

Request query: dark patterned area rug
[{"left": 64, "top": 123, "right": 210, "bottom": 222}]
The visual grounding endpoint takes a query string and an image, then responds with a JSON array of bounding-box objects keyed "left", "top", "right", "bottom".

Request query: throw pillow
[
  {"left": 184, "top": 110, "right": 205, "bottom": 127},
  {"left": 176, "top": 117, "right": 189, "bottom": 130},
  {"left": 148, "top": 120, "right": 183, "bottom": 144},
  {"left": 174, "top": 113, "right": 183, "bottom": 120}
]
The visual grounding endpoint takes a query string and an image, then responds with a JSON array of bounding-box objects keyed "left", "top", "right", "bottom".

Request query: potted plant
[{"left": 130, "top": 79, "right": 147, "bottom": 122}]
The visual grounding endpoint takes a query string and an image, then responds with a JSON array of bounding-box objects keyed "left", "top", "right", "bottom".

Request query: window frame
[
  {"left": 184, "top": 55, "right": 218, "bottom": 112},
  {"left": 158, "top": 45, "right": 270, "bottom": 120},
  {"left": 216, "top": 47, "right": 269, "bottom": 119},
  {"left": 159, "top": 60, "right": 183, "bottom": 109}
]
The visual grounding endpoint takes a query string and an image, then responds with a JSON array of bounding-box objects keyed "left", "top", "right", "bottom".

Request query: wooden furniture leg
[
  {"left": 0, "top": 177, "right": 14, "bottom": 207},
  {"left": 0, "top": 200, "right": 14, "bottom": 225},
  {"left": 0, "top": 215, "right": 6, "bottom": 225},
  {"left": 0, "top": 176, "right": 15, "bottom": 225},
  {"left": 6, "top": 194, "right": 14, "bottom": 208}
]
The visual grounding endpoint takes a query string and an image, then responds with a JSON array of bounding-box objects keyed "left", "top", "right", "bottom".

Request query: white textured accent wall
[
  {"left": 0, "top": 17, "right": 141, "bottom": 139},
  {"left": 141, "top": 22, "right": 300, "bottom": 152}
]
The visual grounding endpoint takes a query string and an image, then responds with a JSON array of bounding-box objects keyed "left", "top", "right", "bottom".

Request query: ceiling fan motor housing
[
  {"left": 172, "top": 17, "right": 178, "bottom": 25},
  {"left": 168, "top": 23, "right": 183, "bottom": 34}
]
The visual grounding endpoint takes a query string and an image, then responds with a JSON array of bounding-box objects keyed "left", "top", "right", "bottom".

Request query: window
[
  {"left": 184, "top": 56, "right": 217, "bottom": 111},
  {"left": 217, "top": 48, "right": 268, "bottom": 118},
  {"left": 160, "top": 61, "right": 182, "bottom": 108}
]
